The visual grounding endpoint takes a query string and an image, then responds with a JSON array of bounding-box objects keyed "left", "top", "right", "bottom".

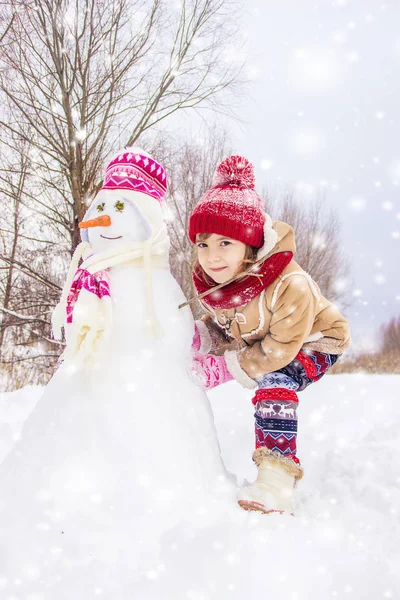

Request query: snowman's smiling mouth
[{"left": 100, "top": 235, "right": 123, "bottom": 240}]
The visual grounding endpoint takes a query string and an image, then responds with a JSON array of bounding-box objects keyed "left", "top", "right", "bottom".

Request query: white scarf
[{"left": 52, "top": 225, "right": 170, "bottom": 364}]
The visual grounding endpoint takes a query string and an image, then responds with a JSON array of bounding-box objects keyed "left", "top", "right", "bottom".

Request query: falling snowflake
[
  {"left": 347, "top": 51, "right": 360, "bottom": 63},
  {"left": 332, "top": 30, "right": 347, "bottom": 45},
  {"left": 146, "top": 570, "right": 158, "bottom": 580},
  {"left": 289, "top": 128, "right": 325, "bottom": 156},
  {"left": 260, "top": 159, "right": 273, "bottom": 170},
  {"left": 295, "top": 181, "right": 315, "bottom": 195},
  {"left": 334, "top": 278, "right": 350, "bottom": 293},
  {"left": 162, "top": 205, "right": 175, "bottom": 223},
  {"left": 348, "top": 195, "right": 366, "bottom": 211},
  {"left": 288, "top": 46, "right": 343, "bottom": 92},
  {"left": 75, "top": 128, "right": 87, "bottom": 142},
  {"left": 312, "top": 232, "right": 327, "bottom": 250},
  {"left": 387, "top": 159, "right": 400, "bottom": 185},
  {"left": 125, "top": 382, "right": 137, "bottom": 393},
  {"left": 374, "top": 274, "right": 386, "bottom": 285}
]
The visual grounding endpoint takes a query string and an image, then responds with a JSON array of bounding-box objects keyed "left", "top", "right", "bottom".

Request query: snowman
[{"left": 0, "top": 149, "right": 233, "bottom": 592}]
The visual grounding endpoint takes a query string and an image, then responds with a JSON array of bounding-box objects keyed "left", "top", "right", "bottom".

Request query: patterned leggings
[{"left": 253, "top": 350, "right": 339, "bottom": 465}]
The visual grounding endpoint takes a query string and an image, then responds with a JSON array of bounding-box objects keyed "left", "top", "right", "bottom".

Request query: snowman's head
[
  {"left": 79, "top": 147, "right": 168, "bottom": 254},
  {"left": 79, "top": 190, "right": 155, "bottom": 253}
]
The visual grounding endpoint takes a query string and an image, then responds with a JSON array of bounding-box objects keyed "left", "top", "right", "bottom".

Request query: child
[{"left": 186, "top": 155, "right": 350, "bottom": 515}]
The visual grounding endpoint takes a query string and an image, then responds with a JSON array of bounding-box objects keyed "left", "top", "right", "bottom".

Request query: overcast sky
[{"left": 220, "top": 0, "right": 400, "bottom": 351}]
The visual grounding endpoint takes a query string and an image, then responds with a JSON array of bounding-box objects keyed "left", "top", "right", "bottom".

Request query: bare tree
[
  {"left": 157, "top": 134, "right": 351, "bottom": 313},
  {"left": 333, "top": 315, "right": 400, "bottom": 375},
  {"left": 263, "top": 188, "right": 351, "bottom": 306},
  {"left": 380, "top": 316, "right": 400, "bottom": 353},
  {"left": 0, "top": 140, "right": 63, "bottom": 389},
  {"left": 159, "top": 128, "right": 231, "bottom": 306},
  {"left": 0, "top": 0, "right": 245, "bottom": 250},
  {"left": 0, "top": 9, "right": 14, "bottom": 45},
  {"left": 0, "top": 143, "right": 27, "bottom": 359},
  {"left": 0, "top": 0, "right": 245, "bottom": 388},
  {"left": 165, "top": 148, "right": 351, "bottom": 309}
]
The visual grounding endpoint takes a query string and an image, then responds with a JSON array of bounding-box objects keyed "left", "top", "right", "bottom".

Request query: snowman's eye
[
  {"left": 114, "top": 200, "right": 124, "bottom": 212},
  {"left": 96, "top": 202, "right": 105, "bottom": 212}
]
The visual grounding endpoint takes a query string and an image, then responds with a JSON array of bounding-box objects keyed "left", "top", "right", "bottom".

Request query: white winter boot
[{"left": 237, "top": 448, "right": 304, "bottom": 515}]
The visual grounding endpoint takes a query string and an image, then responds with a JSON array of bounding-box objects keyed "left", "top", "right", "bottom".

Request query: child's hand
[
  {"left": 189, "top": 352, "right": 234, "bottom": 389},
  {"left": 191, "top": 320, "right": 241, "bottom": 356}
]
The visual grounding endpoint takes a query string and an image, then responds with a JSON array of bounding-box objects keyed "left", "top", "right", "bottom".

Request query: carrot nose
[{"left": 79, "top": 215, "right": 111, "bottom": 229}]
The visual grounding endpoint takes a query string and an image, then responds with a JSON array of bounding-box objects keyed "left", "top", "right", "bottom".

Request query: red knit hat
[{"left": 188, "top": 156, "right": 265, "bottom": 248}]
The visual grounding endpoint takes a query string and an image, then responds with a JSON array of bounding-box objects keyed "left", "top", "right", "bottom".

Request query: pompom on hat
[{"left": 188, "top": 155, "right": 265, "bottom": 248}]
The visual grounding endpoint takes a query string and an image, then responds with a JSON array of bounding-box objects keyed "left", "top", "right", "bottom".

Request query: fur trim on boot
[{"left": 252, "top": 447, "right": 304, "bottom": 481}]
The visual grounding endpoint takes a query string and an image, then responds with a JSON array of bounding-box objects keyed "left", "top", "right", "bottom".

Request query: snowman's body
[
  {"left": 0, "top": 151, "right": 232, "bottom": 592},
  {"left": 93, "top": 262, "right": 227, "bottom": 494}
]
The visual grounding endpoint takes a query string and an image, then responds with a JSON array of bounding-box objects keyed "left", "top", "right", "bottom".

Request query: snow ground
[{"left": 0, "top": 374, "right": 399, "bottom": 599}]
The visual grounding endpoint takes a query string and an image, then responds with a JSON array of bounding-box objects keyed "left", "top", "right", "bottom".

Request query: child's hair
[{"left": 193, "top": 233, "right": 258, "bottom": 287}]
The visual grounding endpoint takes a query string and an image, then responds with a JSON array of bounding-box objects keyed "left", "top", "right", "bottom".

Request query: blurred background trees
[
  {"left": 0, "top": 0, "right": 245, "bottom": 388},
  {"left": 380, "top": 316, "right": 400, "bottom": 353},
  {"left": 1, "top": 0, "right": 381, "bottom": 390}
]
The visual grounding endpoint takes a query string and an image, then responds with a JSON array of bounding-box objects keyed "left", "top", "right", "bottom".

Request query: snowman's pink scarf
[{"left": 66, "top": 268, "right": 110, "bottom": 324}]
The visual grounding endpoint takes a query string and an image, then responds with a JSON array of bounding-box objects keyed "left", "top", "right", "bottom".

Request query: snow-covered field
[{"left": 0, "top": 374, "right": 399, "bottom": 599}]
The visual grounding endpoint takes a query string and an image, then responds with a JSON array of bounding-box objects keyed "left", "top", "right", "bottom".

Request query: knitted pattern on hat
[
  {"left": 102, "top": 148, "right": 167, "bottom": 203},
  {"left": 189, "top": 156, "right": 265, "bottom": 248}
]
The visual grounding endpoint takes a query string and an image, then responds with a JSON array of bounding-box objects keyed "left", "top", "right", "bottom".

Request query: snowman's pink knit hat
[
  {"left": 102, "top": 148, "right": 167, "bottom": 203},
  {"left": 188, "top": 155, "right": 265, "bottom": 248}
]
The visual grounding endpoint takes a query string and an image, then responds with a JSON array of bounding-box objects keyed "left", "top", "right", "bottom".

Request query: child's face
[{"left": 195, "top": 233, "right": 247, "bottom": 284}]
